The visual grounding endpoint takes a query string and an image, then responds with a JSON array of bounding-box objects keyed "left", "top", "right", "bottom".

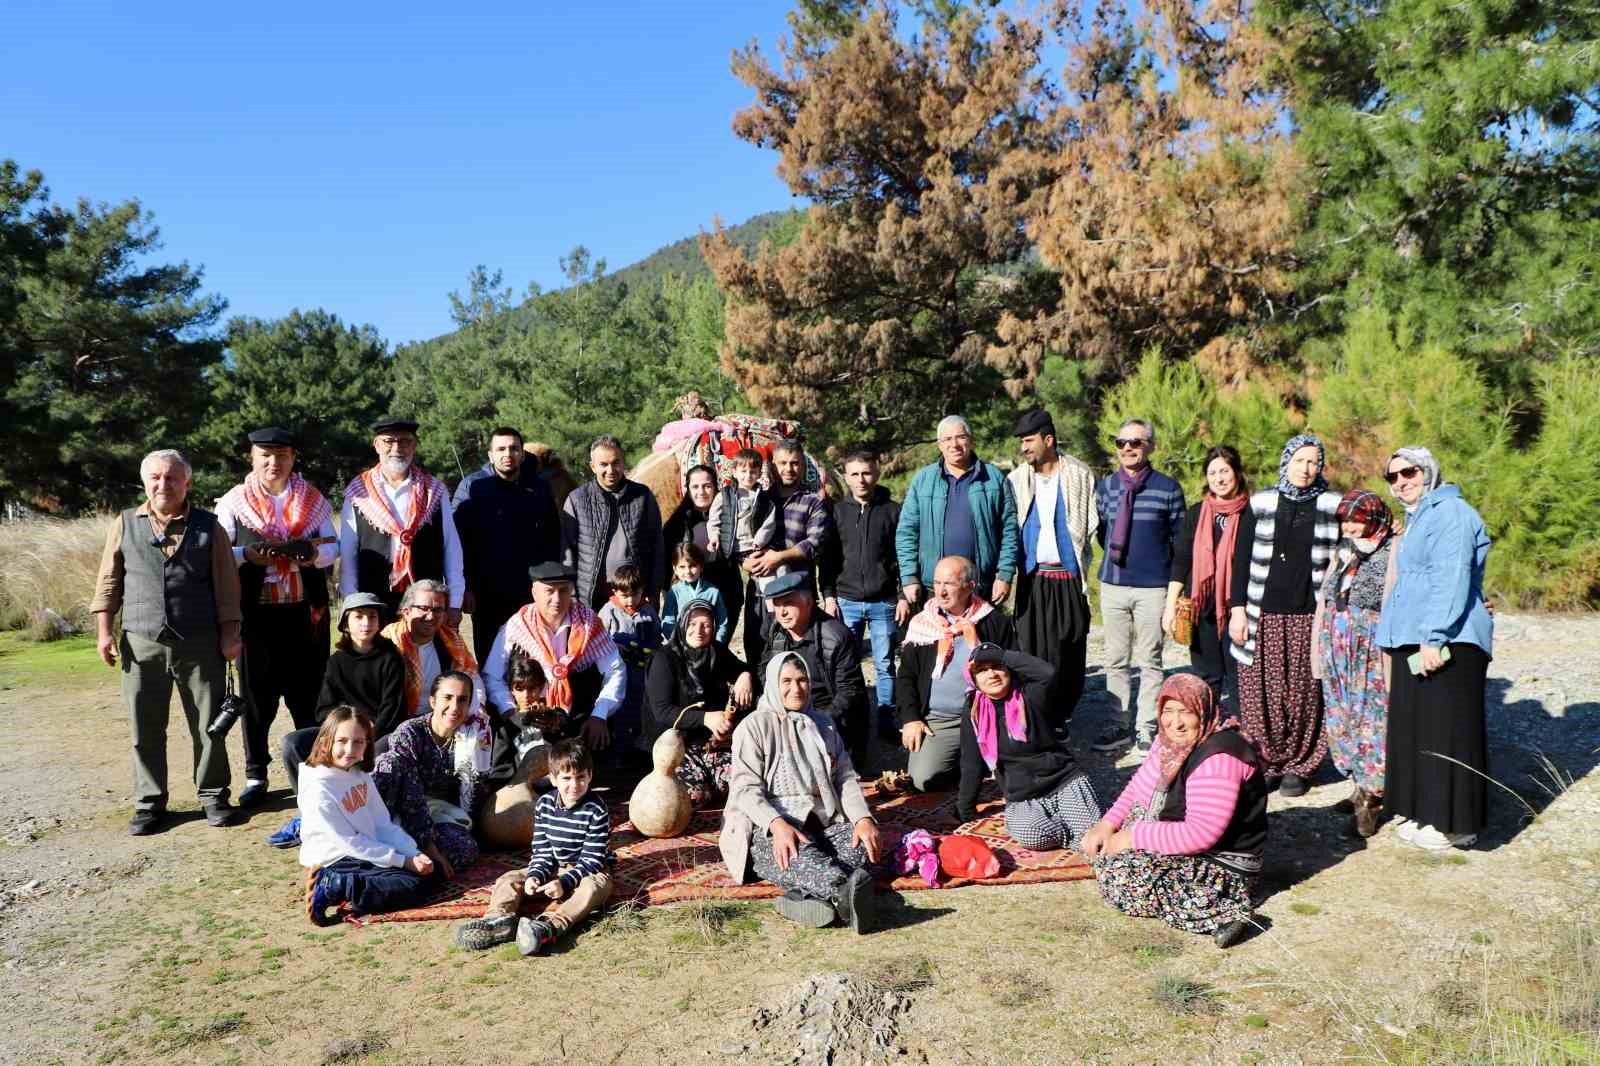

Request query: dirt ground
[{"left": 1, "top": 616, "right": 1597, "bottom": 1066}]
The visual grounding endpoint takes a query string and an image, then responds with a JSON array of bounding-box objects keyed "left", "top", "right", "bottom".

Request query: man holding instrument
[{"left": 214, "top": 426, "right": 337, "bottom": 806}]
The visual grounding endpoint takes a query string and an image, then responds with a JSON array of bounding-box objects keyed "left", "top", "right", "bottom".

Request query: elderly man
[
  {"left": 1008, "top": 409, "right": 1098, "bottom": 728},
  {"left": 337, "top": 416, "right": 465, "bottom": 624},
  {"left": 452, "top": 425, "right": 560, "bottom": 663},
  {"left": 92, "top": 449, "right": 244, "bottom": 834},
  {"left": 213, "top": 426, "right": 337, "bottom": 806},
  {"left": 759, "top": 572, "right": 869, "bottom": 766},
  {"left": 1092, "top": 418, "right": 1186, "bottom": 754},
  {"left": 483, "top": 562, "right": 626, "bottom": 755},
  {"left": 896, "top": 415, "right": 1018, "bottom": 611},
  {"left": 561, "top": 435, "right": 665, "bottom": 611},
  {"left": 896, "top": 556, "right": 1017, "bottom": 792},
  {"left": 743, "top": 439, "right": 837, "bottom": 665}
]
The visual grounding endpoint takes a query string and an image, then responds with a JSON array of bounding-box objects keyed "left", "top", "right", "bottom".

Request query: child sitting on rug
[
  {"left": 300, "top": 706, "right": 436, "bottom": 926},
  {"left": 660, "top": 542, "right": 731, "bottom": 642},
  {"left": 452, "top": 738, "right": 615, "bottom": 954},
  {"left": 955, "top": 644, "right": 1102, "bottom": 852}
]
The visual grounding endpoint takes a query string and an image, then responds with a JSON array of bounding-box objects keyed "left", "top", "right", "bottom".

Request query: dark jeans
[
  {"left": 312, "top": 856, "right": 432, "bottom": 916},
  {"left": 238, "top": 601, "right": 326, "bottom": 779},
  {"left": 1190, "top": 618, "right": 1239, "bottom": 719}
]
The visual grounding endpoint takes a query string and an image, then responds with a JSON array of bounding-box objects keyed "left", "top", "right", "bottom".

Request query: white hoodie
[{"left": 297, "top": 763, "right": 420, "bottom": 870}]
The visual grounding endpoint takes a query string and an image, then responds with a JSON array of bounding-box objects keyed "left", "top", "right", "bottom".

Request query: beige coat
[{"left": 1008, "top": 453, "right": 1099, "bottom": 576}]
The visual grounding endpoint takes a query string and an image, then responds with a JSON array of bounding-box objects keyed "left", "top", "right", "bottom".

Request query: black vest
[
  {"left": 353, "top": 494, "right": 445, "bottom": 597},
  {"left": 230, "top": 521, "right": 329, "bottom": 617},
  {"left": 1159, "top": 729, "right": 1268, "bottom": 873},
  {"left": 119, "top": 507, "right": 220, "bottom": 642}
]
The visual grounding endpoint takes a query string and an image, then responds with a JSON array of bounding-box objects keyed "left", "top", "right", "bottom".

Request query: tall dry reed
[{"left": 0, "top": 514, "right": 109, "bottom": 639}]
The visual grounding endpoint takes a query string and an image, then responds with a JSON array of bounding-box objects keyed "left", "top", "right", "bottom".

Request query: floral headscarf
[
  {"left": 1154, "top": 674, "right": 1230, "bottom": 787},
  {"left": 1276, "top": 433, "right": 1329, "bottom": 502}
]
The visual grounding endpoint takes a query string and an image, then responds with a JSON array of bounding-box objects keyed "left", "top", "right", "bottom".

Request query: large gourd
[{"left": 627, "top": 704, "right": 699, "bottom": 838}]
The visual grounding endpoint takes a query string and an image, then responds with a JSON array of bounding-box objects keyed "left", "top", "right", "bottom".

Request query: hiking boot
[
  {"left": 306, "top": 870, "right": 341, "bottom": 927},
  {"left": 128, "top": 810, "right": 167, "bottom": 836},
  {"left": 1214, "top": 917, "right": 1253, "bottom": 949},
  {"left": 1279, "top": 773, "right": 1308, "bottom": 798},
  {"left": 1091, "top": 726, "right": 1133, "bottom": 753},
  {"left": 773, "top": 891, "right": 836, "bottom": 928},
  {"left": 238, "top": 780, "right": 269, "bottom": 808},
  {"left": 1352, "top": 790, "right": 1382, "bottom": 838},
  {"left": 454, "top": 914, "right": 518, "bottom": 950},
  {"left": 834, "top": 869, "right": 875, "bottom": 935},
  {"left": 266, "top": 815, "right": 301, "bottom": 848},
  {"left": 516, "top": 916, "right": 559, "bottom": 956},
  {"left": 204, "top": 800, "right": 244, "bottom": 827}
]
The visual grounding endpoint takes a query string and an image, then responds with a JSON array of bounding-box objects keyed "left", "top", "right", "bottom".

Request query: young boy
[
  {"left": 452, "top": 739, "right": 613, "bottom": 954},
  {"left": 707, "top": 449, "right": 781, "bottom": 590},
  {"left": 659, "top": 542, "right": 731, "bottom": 642},
  {"left": 595, "top": 564, "right": 660, "bottom": 755}
]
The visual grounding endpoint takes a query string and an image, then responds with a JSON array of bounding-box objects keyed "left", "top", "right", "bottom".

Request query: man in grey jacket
[{"left": 560, "top": 435, "right": 665, "bottom": 611}]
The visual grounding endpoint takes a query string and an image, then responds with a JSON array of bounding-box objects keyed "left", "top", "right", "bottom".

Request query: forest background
[{"left": 2, "top": 0, "right": 1597, "bottom": 614}]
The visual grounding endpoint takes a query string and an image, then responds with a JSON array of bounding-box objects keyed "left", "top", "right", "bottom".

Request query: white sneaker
[
  {"left": 1392, "top": 817, "right": 1416, "bottom": 841},
  {"left": 1404, "top": 823, "right": 1476, "bottom": 851}
]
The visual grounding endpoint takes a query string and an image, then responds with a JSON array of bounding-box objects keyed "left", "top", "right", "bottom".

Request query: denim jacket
[{"left": 1375, "top": 485, "right": 1493, "bottom": 654}]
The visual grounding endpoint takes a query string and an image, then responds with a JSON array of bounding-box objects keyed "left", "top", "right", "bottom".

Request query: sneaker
[
  {"left": 1091, "top": 726, "right": 1133, "bottom": 752},
  {"left": 306, "top": 870, "right": 341, "bottom": 927},
  {"left": 128, "top": 810, "right": 167, "bottom": 836},
  {"left": 266, "top": 816, "right": 301, "bottom": 848},
  {"left": 204, "top": 800, "right": 243, "bottom": 827},
  {"left": 454, "top": 914, "right": 518, "bottom": 950},
  {"left": 515, "top": 916, "right": 559, "bottom": 956},
  {"left": 1134, "top": 735, "right": 1153, "bottom": 756},
  {"left": 834, "top": 869, "right": 875, "bottom": 935},
  {"left": 1279, "top": 773, "right": 1309, "bottom": 798},
  {"left": 1392, "top": 817, "right": 1417, "bottom": 842},
  {"left": 773, "top": 891, "right": 836, "bottom": 928},
  {"left": 238, "top": 780, "right": 269, "bottom": 808},
  {"left": 1405, "top": 823, "right": 1477, "bottom": 851}
]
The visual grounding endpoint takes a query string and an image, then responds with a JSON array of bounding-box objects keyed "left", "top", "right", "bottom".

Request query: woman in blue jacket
[{"left": 1374, "top": 447, "right": 1493, "bottom": 851}]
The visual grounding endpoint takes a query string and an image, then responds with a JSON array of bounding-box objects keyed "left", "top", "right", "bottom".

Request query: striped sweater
[
  {"left": 526, "top": 790, "right": 613, "bottom": 893},
  {"left": 1230, "top": 488, "right": 1341, "bottom": 667},
  {"left": 1093, "top": 471, "right": 1186, "bottom": 587},
  {"left": 1103, "top": 745, "right": 1255, "bottom": 856}
]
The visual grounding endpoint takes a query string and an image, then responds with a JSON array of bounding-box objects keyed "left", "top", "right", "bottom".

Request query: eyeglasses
[
  {"left": 407, "top": 604, "right": 448, "bottom": 615},
  {"left": 1114, "top": 437, "right": 1150, "bottom": 449},
  {"left": 1384, "top": 466, "right": 1421, "bottom": 484}
]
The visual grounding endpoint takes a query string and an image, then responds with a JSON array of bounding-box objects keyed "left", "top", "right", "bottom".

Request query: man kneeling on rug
[
  {"left": 721, "top": 653, "right": 882, "bottom": 933},
  {"left": 454, "top": 738, "right": 614, "bottom": 955}
]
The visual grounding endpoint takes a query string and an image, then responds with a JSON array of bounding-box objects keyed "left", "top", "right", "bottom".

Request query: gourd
[{"left": 627, "top": 703, "right": 700, "bottom": 838}]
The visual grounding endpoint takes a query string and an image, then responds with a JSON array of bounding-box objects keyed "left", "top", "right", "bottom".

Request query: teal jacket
[{"left": 895, "top": 459, "right": 1019, "bottom": 589}]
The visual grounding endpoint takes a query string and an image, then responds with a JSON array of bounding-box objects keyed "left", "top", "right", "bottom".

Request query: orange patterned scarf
[
  {"left": 382, "top": 619, "right": 478, "bottom": 716},
  {"left": 503, "top": 601, "right": 616, "bottom": 711},
  {"left": 346, "top": 465, "right": 446, "bottom": 592},
  {"left": 217, "top": 473, "right": 330, "bottom": 603}
]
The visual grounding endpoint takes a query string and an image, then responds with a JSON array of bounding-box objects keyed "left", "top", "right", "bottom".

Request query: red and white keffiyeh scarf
[
  {"left": 902, "top": 595, "right": 994, "bottom": 679},
  {"left": 216, "top": 473, "right": 331, "bottom": 604},
  {"left": 503, "top": 601, "right": 617, "bottom": 711},
  {"left": 344, "top": 464, "right": 446, "bottom": 592}
]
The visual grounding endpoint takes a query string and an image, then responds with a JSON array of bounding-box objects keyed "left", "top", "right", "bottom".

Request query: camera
[{"left": 207, "top": 668, "right": 245, "bottom": 738}]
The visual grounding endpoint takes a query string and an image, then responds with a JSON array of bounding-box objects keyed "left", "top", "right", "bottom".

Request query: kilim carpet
[{"left": 347, "top": 783, "right": 1093, "bottom": 926}]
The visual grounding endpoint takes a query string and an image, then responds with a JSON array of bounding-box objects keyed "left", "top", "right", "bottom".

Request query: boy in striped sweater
[{"left": 452, "top": 739, "right": 614, "bottom": 954}]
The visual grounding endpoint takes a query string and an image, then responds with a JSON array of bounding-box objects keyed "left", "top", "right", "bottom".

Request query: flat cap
[
  {"left": 527, "top": 561, "right": 578, "bottom": 584},
  {"left": 338, "top": 591, "right": 387, "bottom": 623},
  {"left": 1013, "top": 408, "right": 1055, "bottom": 438},
  {"left": 247, "top": 426, "right": 297, "bottom": 447},
  {"left": 761, "top": 571, "right": 813, "bottom": 600},
  {"left": 371, "top": 416, "right": 419, "bottom": 435}
]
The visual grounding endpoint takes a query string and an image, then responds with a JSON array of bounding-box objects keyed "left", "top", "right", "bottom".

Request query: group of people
[{"left": 89, "top": 407, "right": 1493, "bottom": 953}]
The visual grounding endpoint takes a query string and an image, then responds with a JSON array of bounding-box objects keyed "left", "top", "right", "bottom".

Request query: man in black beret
[
  {"left": 1007, "top": 407, "right": 1098, "bottom": 731},
  {"left": 213, "top": 426, "right": 337, "bottom": 805},
  {"left": 759, "top": 572, "right": 871, "bottom": 767},
  {"left": 336, "top": 415, "right": 465, "bottom": 625}
]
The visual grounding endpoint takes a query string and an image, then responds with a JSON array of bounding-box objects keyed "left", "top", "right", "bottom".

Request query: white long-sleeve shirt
[
  {"left": 336, "top": 469, "right": 465, "bottom": 608},
  {"left": 297, "top": 763, "right": 420, "bottom": 870},
  {"left": 482, "top": 614, "right": 626, "bottom": 721}
]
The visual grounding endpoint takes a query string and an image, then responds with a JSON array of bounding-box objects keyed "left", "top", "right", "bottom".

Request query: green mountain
[{"left": 605, "top": 209, "right": 799, "bottom": 289}]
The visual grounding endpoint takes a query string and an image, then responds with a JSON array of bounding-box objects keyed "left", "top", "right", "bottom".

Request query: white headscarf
[{"left": 1388, "top": 446, "right": 1442, "bottom": 514}]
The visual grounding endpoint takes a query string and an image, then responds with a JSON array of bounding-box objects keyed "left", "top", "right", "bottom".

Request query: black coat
[
  {"left": 896, "top": 608, "right": 1016, "bottom": 728},
  {"left": 452, "top": 463, "right": 559, "bottom": 607},
  {"left": 956, "top": 649, "right": 1078, "bottom": 822},
  {"left": 760, "top": 613, "right": 867, "bottom": 726},
  {"left": 643, "top": 640, "right": 750, "bottom": 748},
  {"left": 832, "top": 486, "right": 902, "bottom": 603}
]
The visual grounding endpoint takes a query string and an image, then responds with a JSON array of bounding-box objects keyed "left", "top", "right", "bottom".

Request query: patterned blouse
[
  {"left": 372, "top": 716, "right": 490, "bottom": 850},
  {"left": 1324, "top": 541, "right": 1392, "bottom": 614}
]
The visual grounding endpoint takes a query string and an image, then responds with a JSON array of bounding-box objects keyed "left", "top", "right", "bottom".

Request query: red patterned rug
[{"left": 349, "top": 784, "right": 1093, "bottom": 926}]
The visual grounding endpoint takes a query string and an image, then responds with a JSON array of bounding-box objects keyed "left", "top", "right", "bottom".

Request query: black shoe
[
  {"left": 1214, "top": 917, "right": 1252, "bottom": 949},
  {"left": 834, "top": 869, "right": 875, "bottom": 935},
  {"left": 1279, "top": 774, "right": 1308, "bottom": 798},
  {"left": 238, "top": 781, "right": 269, "bottom": 808},
  {"left": 128, "top": 810, "right": 166, "bottom": 836},
  {"left": 1091, "top": 727, "right": 1133, "bottom": 753},
  {"left": 204, "top": 801, "right": 244, "bottom": 827},
  {"left": 773, "top": 891, "right": 835, "bottom": 928}
]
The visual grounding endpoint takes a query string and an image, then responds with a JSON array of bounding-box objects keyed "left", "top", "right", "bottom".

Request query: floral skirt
[
  {"left": 1237, "top": 611, "right": 1327, "bottom": 778},
  {"left": 674, "top": 740, "right": 734, "bottom": 810},
  {"left": 1317, "top": 604, "right": 1388, "bottom": 792},
  {"left": 1092, "top": 806, "right": 1253, "bottom": 935}
]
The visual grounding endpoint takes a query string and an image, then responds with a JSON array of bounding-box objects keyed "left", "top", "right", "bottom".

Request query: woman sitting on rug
[
  {"left": 721, "top": 653, "right": 881, "bottom": 933},
  {"left": 374, "top": 671, "right": 492, "bottom": 878},
  {"left": 955, "top": 644, "right": 1102, "bottom": 850},
  {"left": 1081, "top": 674, "right": 1267, "bottom": 949},
  {"left": 643, "top": 598, "right": 755, "bottom": 808}
]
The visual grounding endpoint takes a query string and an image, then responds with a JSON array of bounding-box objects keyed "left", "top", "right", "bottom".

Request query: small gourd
[{"left": 627, "top": 703, "right": 699, "bottom": 838}]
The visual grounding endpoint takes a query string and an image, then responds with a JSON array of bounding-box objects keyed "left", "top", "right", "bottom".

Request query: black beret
[
  {"left": 371, "top": 416, "right": 419, "bottom": 435},
  {"left": 246, "top": 426, "right": 296, "bottom": 447},
  {"left": 761, "top": 571, "right": 813, "bottom": 600},
  {"left": 1013, "top": 408, "right": 1055, "bottom": 438},
  {"left": 527, "top": 561, "right": 578, "bottom": 584}
]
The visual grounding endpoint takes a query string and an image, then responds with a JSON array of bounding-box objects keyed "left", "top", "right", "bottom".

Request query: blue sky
[{"left": 2, "top": 1, "right": 798, "bottom": 345}]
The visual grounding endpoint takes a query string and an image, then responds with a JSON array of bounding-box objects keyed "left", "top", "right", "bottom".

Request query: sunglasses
[
  {"left": 1384, "top": 466, "right": 1421, "bottom": 484},
  {"left": 1113, "top": 437, "right": 1150, "bottom": 449}
]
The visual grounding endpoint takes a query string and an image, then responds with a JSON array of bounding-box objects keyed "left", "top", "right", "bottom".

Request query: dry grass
[{"left": 0, "top": 514, "right": 107, "bottom": 639}]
